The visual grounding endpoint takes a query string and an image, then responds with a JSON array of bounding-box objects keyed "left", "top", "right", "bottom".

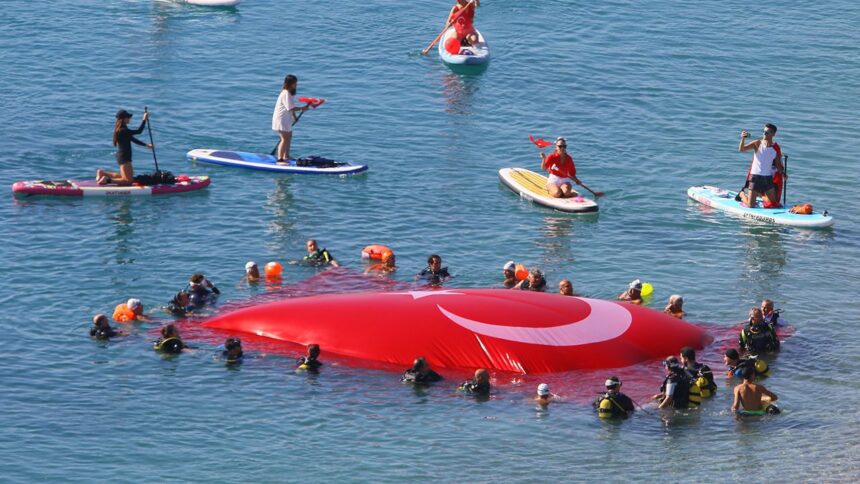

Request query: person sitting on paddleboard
[
  {"left": 516, "top": 268, "right": 546, "bottom": 291},
  {"left": 502, "top": 261, "right": 518, "bottom": 288},
  {"left": 448, "top": 0, "right": 480, "bottom": 44},
  {"left": 737, "top": 124, "right": 786, "bottom": 208},
  {"left": 618, "top": 279, "right": 643, "bottom": 305},
  {"left": 97, "top": 109, "right": 153, "bottom": 185},
  {"left": 417, "top": 254, "right": 451, "bottom": 286},
  {"left": 304, "top": 239, "right": 339, "bottom": 267},
  {"left": 272, "top": 74, "right": 311, "bottom": 165},
  {"left": 731, "top": 366, "right": 779, "bottom": 416}
]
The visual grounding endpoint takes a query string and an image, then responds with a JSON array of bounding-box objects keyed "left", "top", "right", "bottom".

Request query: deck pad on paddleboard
[
  {"left": 499, "top": 168, "right": 598, "bottom": 214},
  {"left": 187, "top": 149, "right": 368, "bottom": 175},
  {"left": 12, "top": 175, "right": 210, "bottom": 197},
  {"left": 687, "top": 185, "right": 833, "bottom": 228}
]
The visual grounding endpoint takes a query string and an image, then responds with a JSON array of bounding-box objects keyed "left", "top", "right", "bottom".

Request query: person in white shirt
[
  {"left": 272, "top": 74, "right": 310, "bottom": 164},
  {"left": 738, "top": 123, "right": 786, "bottom": 208}
]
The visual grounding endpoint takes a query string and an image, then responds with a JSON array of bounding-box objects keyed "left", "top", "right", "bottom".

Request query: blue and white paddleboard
[
  {"left": 187, "top": 149, "right": 368, "bottom": 175},
  {"left": 687, "top": 185, "right": 833, "bottom": 228},
  {"left": 439, "top": 27, "right": 490, "bottom": 69}
]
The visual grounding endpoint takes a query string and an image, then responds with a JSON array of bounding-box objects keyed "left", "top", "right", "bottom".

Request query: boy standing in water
[{"left": 731, "top": 367, "right": 779, "bottom": 414}]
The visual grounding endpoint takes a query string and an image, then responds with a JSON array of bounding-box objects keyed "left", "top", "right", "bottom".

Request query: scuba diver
[
  {"left": 166, "top": 291, "right": 192, "bottom": 316},
  {"left": 153, "top": 324, "right": 185, "bottom": 354},
  {"left": 401, "top": 356, "right": 443, "bottom": 385},
  {"left": 723, "top": 348, "right": 770, "bottom": 378},
  {"left": 535, "top": 383, "right": 554, "bottom": 407},
  {"left": 680, "top": 347, "right": 717, "bottom": 398},
  {"left": 458, "top": 369, "right": 491, "bottom": 396},
  {"left": 187, "top": 273, "right": 220, "bottom": 308},
  {"left": 515, "top": 269, "right": 547, "bottom": 292},
  {"left": 732, "top": 366, "right": 780, "bottom": 416},
  {"left": 502, "top": 261, "right": 518, "bottom": 289},
  {"left": 304, "top": 239, "right": 339, "bottom": 267},
  {"left": 761, "top": 299, "right": 783, "bottom": 326},
  {"left": 739, "top": 308, "right": 780, "bottom": 354},
  {"left": 297, "top": 344, "right": 322, "bottom": 371},
  {"left": 416, "top": 254, "right": 451, "bottom": 286},
  {"left": 222, "top": 338, "right": 244, "bottom": 364},
  {"left": 90, "top": 313, "right": 122, "bottom": 340},
  {"left": 595, "top": 376, "right": 635, "bottom": 419},
  {"left": 652, "top": 356, "right": 701, "bottom": 410}
]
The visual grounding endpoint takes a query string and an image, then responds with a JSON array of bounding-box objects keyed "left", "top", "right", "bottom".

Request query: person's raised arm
[{"left": 739, "top": 131, "right": 758, "bottom": 152}]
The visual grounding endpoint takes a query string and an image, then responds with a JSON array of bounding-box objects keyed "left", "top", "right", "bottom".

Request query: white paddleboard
[
  {"left": 687, "top": 185, "right": 833, "bottom": 228},
  {"left": 499, "top": 168, "right": 598, "bottom": 214}
]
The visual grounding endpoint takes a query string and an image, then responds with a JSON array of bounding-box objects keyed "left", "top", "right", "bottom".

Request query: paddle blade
[
  {"left": 529, "top": 135, "right": 553, "bottom": 149},
  {"left": 298, "top": 97, "right": 326, "bottom": 108}
]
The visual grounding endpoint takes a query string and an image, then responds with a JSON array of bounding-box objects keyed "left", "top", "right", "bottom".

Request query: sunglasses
[{"left": 557, "top": 144, "right": 567, "bottom": 148}]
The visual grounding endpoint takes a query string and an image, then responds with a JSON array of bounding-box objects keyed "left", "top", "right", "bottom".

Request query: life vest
[
  {"left": 730, "top": 356, "right": 770, "bottom": 378},
  {"left": 153, "top": 337, "right": 184, "bottom": 354},
  {"left": 459, "top": 380, "right": 490, "bottom": 395},
  {"left": 740, "top": 322, "right": 779, "bottom": 353},
  {"left": 304, "top": 248, "right": 333, "bottom": 265},
  {"left": 112, "top": 303, "right": 137, "bottom": 322},
  {"left": 297, "top": 357, "right": 322, "bottom": 371},
  {"left": 661, "top": 373, "right": 701, "bottom": 409}
]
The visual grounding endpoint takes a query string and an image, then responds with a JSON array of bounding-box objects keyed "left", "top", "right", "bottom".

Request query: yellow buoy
[{"left": 641, "top": 282, "right": 653, "bottom": 297}]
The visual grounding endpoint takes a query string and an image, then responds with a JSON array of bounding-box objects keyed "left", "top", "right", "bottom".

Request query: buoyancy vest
[
  {"left": 112, "top": 303, "right": 137, "bottom": 322},
  {"left": 596, "top": 392, "right": 634, "bottom": 419},
  {"left": 660, "top": 372, "right": 701, "bottom": 409},
  {"left": 740, "top": 322, "right": 780, "bottom": 353},
  {"left": 154, "top": 337, "right": 184, "bottom": 354},
  {"left": 685, "top": 362, "right": 717, "bottom": 398}
]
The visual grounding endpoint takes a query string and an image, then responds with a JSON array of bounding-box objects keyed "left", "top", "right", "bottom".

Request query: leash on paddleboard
[
  {"left": 528, "top": 134, "right": 605, "bottom": 197},
  {"left": 144, "top": 106, "right": 159, "bottom": 172},
  {"left": 270, "top": 97, "right": 326, "bottom": 156}
]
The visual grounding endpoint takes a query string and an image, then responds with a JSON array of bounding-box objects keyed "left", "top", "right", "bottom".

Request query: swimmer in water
[
  {"left": 416, "top": 254, "right": 451, "bottom": 286},
  {"left": 723, "top": 348, "right": 770, "bottom": 379},
  {"left": 188, "top": 273, "right": 220, "bottom": 307},
  {"left": 401, "top": 356, "right": 443, "bottom": 385},
  {"left": 732, "top": 366, "right": 779, "bottom": 415},
  {"left": 166, "top": 291, "right": 191, "bottom": 316},
  {"left": 297, "top": 344, "right": 322, "bottom": 371},
  {"left": 516, "top": 268, "right": 546, "bottom": 291},
  {"left": 223, "top": 337, "right": 244, "bottom": 364},
  {"left": 760, "top": 299, "right": 781, "bottom": 326},
  {"left": 244, "top": 261, "right": 261, "bottom": 283},
  {"left": 535, "top": 383, "right": 553, "bottom": 406},
  {"left": 459, "top": 368, "right": 491, "bottom": 396},
  {"left": 89, "top": 313, "right": 123, "bottom": 340},
  {"left": 112, "top": 298, "right": 148, "bottom": 323},
  {"left": 618, "top": 279, "right": 643, "bottom": 304},
  {"left": 664, "top": 294, "right": 685, "bottom": 318},
  {"left": 558, "top": 279, "right": 577, "bottom": 296},
  {"left": 304, "top": 239, "right": 339, "bottom": 267},
  {"left": 153, "top": 324, "right": 185, "bottom": 354},
  {"left": 502, "top": 261, "right": 518, "bottom": 288}
]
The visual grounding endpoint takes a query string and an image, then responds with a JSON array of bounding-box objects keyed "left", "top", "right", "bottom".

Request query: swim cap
[
  {"left": 127, "top": 298, "right": 142, "bottom": 310},
  {"left": 503, "top": 261, "right": 516, "bottom": 272},
  {"left": 537, "top": 383, "right": 550, "bottom": 396},
  {"left": 629, "top": 279, "right": 642, "bottom": 290},
  {"left": 245, "top": 261, "right": 257, "bottom": 272}
]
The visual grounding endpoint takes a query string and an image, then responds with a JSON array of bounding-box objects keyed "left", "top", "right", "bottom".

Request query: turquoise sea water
[{"left": 2, "top": 0, "right": 859, "bottom": 481}]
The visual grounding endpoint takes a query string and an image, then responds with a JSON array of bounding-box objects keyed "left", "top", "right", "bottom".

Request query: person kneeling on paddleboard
[
  {"left": 737, "top": 124, "right": 786, "bottom": 208},
  {"left": 97, "top": 110, "right": 153, "bottom": 185},
  {"left": 540, "top": 137, "right": 603, "bottom": 199}
]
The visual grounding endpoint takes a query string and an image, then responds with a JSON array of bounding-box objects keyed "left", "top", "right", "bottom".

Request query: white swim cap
[
  {"left": 503, "top": 261, "right": 516, "bottom": 272},
  {"left": 245, "top": 261, "right": 257, "bottom": 271},
  {"left": 629, "top": 279, "right": 642, "bottom": 290},
  {"left": 127, "top": 298, "right": 142, "bottom": 310},
  {"left": 605, "top": 377, "right": 621, "bottom": 388},
  {"left": 537, "top": 383, "right": 550, "bottom": 396}
]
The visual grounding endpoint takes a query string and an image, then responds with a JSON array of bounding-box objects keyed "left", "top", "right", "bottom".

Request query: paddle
[
  {"left": 270, "top": 97, "right": 327, "bottom": 156},
  {"left": 144, "top": 106, "right": 159, "bottom": 172},
  {"left": 782, "top": 154, "right": 788, "bottom": 207},
  {"left": 421, "top": 0, "right": 475, "bottom": 55},
  {"left": 529, "top": 134, "right": 604, "bottom": 197}
]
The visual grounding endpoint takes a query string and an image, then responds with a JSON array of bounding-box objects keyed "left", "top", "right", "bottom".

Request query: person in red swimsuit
[{"left": 448, "top": 0, "right": 479, "bottom": 43}]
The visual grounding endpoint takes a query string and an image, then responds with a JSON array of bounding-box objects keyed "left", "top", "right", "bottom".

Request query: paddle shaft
[
  {"left": 577, "top": 180, "right": 601, "bottom": 197},
  {"left": 144, "top": 106, "right": 159, "bottom": 172},
  {"left": 270, "top": 110, "right": 307, "bottom": 156},
  {"left": 782, "top": 154, "right": 788, "bottom": 206}
]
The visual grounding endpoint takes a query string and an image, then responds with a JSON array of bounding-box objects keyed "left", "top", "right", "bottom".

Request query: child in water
[{"left": 297, "top": 344, "right": 322, "bottom": 371}]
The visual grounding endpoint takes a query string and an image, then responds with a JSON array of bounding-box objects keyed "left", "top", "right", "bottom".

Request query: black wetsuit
[
  {"left": 518, "top": 278, "right": 547, "bottom": 292},
  {"left": 739, "top": 321, "right": 780, "bottom": 353},
  {"left": 90, "top": 326, "right": 118, "bottom": 340},
  {"left": 459, "top": 380, "right": 490, "bottom": 395},
  {"left": 297, "top": 356, "right": 322, "bottom": 370},
  {"left": 596, "top": 391, "right": 635, "bottom": 418},
  {"left": 402, "top": 369, "right": 443, "bottom": 385},
  {"left": 305, "top": 249, "right": 335, "bottom": 266},
  {"left": 116, "top": 120, "right": 147, "bottom": 164},
  {"left": 419, "top": 267, "right": 450, "bottom": 285}
]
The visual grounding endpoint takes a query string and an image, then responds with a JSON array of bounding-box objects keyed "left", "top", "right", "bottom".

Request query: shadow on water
[
  {"left": 739, "top": 225, "right": 787, "bottom": 283},
  {"left": 263, "top": 177, "right": 297, "bottom": 253},
  {"left": 441, "top": 71, "right": 483, "bottom": 116},
  {"left": 108, "top": 198, "right": 135, "bottom": 265}
]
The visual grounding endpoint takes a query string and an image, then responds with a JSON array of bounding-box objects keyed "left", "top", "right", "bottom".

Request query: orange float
[
  {"left": 515, "top": 264, "right": 529, "bottom": 281},
  {"left": 361, "top": 245, "right": 394, "bottom": 262},
  {"left": 265, "top": 261, "right": 283, "bottom": 280}
]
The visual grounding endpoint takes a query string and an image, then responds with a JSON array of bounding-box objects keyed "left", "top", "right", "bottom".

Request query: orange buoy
[
  {"left": 515, "top": 264, "right": 529, "bottom": 281},
  {"left": 265, "top": 261, "right": 283, "bottom": 279},
  {"left": 361, "top": 245, "right": 394, "bottom": 262}
]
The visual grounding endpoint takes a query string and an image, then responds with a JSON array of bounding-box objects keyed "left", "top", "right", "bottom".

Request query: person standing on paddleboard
[
  {"left": 738, "top": 124, "right": 786, "bottom": 208},
  {"left": 272, "top": 74, "right": 310, "bottom": 165},
  {"left": 540, "top": 137, "right": 603, "bottom": 198},
  {"left": 96, "top": 109, "right": 152, "bottom": 185}
]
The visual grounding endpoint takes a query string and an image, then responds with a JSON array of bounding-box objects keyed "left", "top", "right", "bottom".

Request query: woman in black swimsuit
[{"left": 96, "top": 109, "right": 152, "bottom": 185}]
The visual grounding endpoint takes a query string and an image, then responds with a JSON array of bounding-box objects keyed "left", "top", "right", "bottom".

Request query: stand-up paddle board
[
  {"left": 187, "top": 149, "right": 368, "bottom": 175},
  {"left": 184, "top": 0, "right": 241, "bottom": 6},
  {"left": 499, "top": 168, "right": 598, "bottom": 214},
  {"left": 687, "top": 185, "right": 833, "bottom": 228},
  {"left": 12, "top": 175, "right": 210, "bottom": 198}
]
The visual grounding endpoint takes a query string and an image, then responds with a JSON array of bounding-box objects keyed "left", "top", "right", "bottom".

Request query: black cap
[{"left": 116, "top": 109, "right": 133, "bottom": 119}]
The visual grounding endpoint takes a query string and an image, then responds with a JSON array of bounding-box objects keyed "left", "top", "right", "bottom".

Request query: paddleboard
[
  {"left": 439, "top": 27, "right": 490, "bottom": 70},
  {"left": 499, "top": 168, "right": 599, "bottom": 214},
  {"left": 687, "top": 185, "right": 833, "bottom": 228},
  {"left": 12, "top": 175, "right": 210, "bottom": 198},
  {"left": 184, "top": 0, "right": 241, "bottom": 6},
  {"left": 187, "top": 149, "right": 368, "bottom": 175}
]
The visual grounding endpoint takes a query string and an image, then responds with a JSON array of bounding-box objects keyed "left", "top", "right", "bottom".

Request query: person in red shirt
[
  {"left": 540, "top": 137, "right": 603, "bottom": 198},
  {"left": 448, "top": 0, "right": 479, "bottom": 43}
]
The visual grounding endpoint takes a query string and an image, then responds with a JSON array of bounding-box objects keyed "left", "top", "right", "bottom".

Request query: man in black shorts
[{"left": 738, "top": 124, "right": 786, "bottom": 208}]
